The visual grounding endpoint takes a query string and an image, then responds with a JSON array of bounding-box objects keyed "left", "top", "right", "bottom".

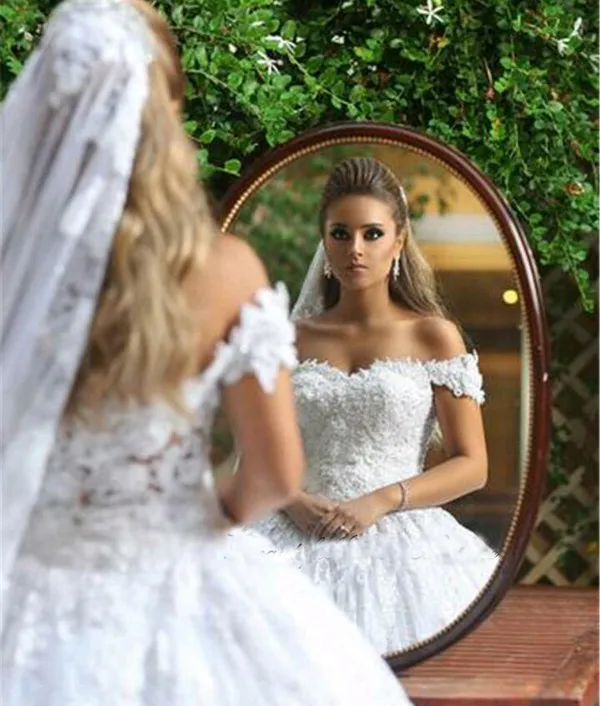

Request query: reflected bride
[{"left": 252, "top": 157, "right": 499, "bottom": 654}]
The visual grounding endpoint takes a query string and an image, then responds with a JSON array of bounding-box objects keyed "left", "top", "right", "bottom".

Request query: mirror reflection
[{"left": 217, "top": 144, "right": 524, "bottom": 655}]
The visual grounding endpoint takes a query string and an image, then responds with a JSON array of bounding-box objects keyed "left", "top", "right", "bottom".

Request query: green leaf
[
  {"left": 281, "top": 20, "right": 296, "bottom": 40},
  {"left": 279, "top": 130, "right": 295, "bottom": 142},
  {"left": 305, "top": 55, "right": 324, "bottom": 72},
  {"left": 249, "top": 9, "right": 274, "bottom": 24},
  {"left": 227, "top": 72, "right": 244, "bottom": 89},
  {"left": 354, "top": 46, "right": 374, "bottom": 61},
  {"left": 199, "top": 129, "right": 217, "bottom": 144},
  {"left": 196, "top": 148, "right": 210, "bottom": 166},
  {"left": 195, "top": 46, "right": 208, "bottom": 67},
  {"left": 273, "top": 74, "right": 292, "bottom": 90},
  {"left": 224, "top": 158, "right": 242, "bottom": 174},
  {"left": 242, "top": 80, "right": 259, "bottom": 98},
  {"left": 294, "top": 41, "right": 307, "bottom": 58}
]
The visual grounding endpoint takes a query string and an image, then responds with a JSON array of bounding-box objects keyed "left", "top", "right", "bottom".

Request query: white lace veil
[
  {"left": 0, "top": 0, "right": 153, "bottom": 628},
  {"left": 290, "top": 241, "right": 326, "bottom": 321}
]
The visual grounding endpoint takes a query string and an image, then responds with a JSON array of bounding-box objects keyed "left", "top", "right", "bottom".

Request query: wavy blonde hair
[{"left": 68, "top": 0, "right": 217, "bottom": 414}]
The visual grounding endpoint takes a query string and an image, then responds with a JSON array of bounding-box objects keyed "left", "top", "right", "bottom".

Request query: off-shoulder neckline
[
  {"left": 190, "top": 283, "right": 291, "bottom": 389},
  {"left": 296, "top": 352, "right": 478, "bottom": 379}
]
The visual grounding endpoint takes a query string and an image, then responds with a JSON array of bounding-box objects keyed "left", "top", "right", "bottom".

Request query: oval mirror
[{"left": 216, "top": 122, "right": 551, "bottom": 671}]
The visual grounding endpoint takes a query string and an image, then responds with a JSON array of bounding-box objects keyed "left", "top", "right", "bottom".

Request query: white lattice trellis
[{"left": 520, "top": 263, "right": 598, "bottom": 586}]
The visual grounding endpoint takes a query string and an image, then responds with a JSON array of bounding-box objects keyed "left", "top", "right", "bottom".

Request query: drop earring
[
  {"left": 392, "top": 257, "right": 400, "bottom": 280},
  {"left": 323, "top": 257, "right": 333, "bottom": 278}
]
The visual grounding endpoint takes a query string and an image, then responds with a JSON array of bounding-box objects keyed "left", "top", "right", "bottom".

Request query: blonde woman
[
  {"left": 0, "top": 4, "right": 411, "bottom": 704},
  {"left": 254, "top": 157, "right": 499, "bottom": 654}
]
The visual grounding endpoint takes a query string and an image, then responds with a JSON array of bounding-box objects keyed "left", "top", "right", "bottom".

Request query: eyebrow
[{"left": 329, "top": 222, "right": 385, "bottom": 228}]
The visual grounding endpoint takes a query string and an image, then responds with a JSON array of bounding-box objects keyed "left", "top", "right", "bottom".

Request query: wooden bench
[{"left": 400, "top": 585, "right": 599, "bottom": 706}]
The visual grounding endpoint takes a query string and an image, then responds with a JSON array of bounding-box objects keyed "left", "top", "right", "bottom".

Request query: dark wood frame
[{"left": 219, "top": 121, "right": 552, "bottom": 673}]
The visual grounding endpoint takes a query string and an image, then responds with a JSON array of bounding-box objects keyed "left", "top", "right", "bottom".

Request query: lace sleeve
[
  {"left": 216, "top": 283, "right": 298, "bottom": 394},
  {"left": 424, "top": 352, "right": 485, "bottom": 405}
]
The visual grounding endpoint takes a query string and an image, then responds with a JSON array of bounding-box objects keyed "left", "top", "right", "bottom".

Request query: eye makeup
[{"left": 328, "top": 223, "right": 386, "bottom": 241}]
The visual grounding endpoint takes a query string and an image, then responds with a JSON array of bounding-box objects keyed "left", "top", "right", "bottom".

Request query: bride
[
  {"left": 0, "top": 3, "right": 410, "bottom": 703},
  {"left": 253, "top": 156, "right": 499, "bottom": 654}
]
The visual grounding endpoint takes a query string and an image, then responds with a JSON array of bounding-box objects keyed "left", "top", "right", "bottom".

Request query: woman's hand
[
  {"left": 284, "top": 492, "right": 340, "bottom": 536},
  {"left": 315, "top": 493, "right": 386, "bottom": 540}
]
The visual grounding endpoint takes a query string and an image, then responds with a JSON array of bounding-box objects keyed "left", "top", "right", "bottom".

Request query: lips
[{"left": 346, "top": 263, "right": 367, "bottom": 272}]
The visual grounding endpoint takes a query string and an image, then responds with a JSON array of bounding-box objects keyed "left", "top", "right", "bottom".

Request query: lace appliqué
[
  {"left": 290, "top": 353, "right": 485, "bottom": 497},
  {"left": 47, "top": 0, "right": 153, "bottom": 108},
  {"left": 32, "top": 285, "right": 298, "bottom": 516},
  {"left": 425, "top": 352, "right": 485, "bottom": 405},
  {"left": 216, "top": 283, "right": 298, "bottom": 394}
]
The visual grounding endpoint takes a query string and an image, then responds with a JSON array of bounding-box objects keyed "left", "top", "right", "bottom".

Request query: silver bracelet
[{"left": 397, "top": 481, "right": 408, "bottom": 511}]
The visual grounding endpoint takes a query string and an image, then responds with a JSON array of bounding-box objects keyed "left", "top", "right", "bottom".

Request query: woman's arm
[
  {"left": 369, "top": 389, "right": 487, "bottom": 515},
  {"left": 220, "top": 368, "right": 305, "bottom": 524},
  {"left": 369, "top": 317, "right": 488, "bottom": 515},
  {"left": 199, "top": 235, "right": 305, "bottom": 525},
  {"left": 316, "top": 382, "right": 487, "bottom": 539}
]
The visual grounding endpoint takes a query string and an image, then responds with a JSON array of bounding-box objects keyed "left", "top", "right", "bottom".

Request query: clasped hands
[{"left": 285, "top": 492, "right": 384, "bottom": 541}]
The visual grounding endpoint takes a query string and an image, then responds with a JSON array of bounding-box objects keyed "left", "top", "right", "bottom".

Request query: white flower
[
  {"left": 416, "top": 0, "right": 445, "bottom": 26},
  {"left": 18, "top": 26, "right": 34, "bottom": 41},
  {"left": 256, "top": 50, "right": 280, "bottom": 75},
  {"left": 556, "top": 17, "right": 584, "bottom": 56},
  {"left": 265, "top": 35, "right": 296, "bottom": 52},
  {"left": 228, "top": 44, "right": 238, "bottom": 54},
  {"left": 341, "top": 0, "right": 353, "bottom": 7},
  {"left": 332, "top": 35, "right": 345, "bottom": 45}
]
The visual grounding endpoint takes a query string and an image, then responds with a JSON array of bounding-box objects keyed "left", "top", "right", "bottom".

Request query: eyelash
[{"left": 329, "top": 228, "right": 384, "bottom": 241}]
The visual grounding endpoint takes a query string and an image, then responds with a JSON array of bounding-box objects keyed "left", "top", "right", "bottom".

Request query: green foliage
[
  {"left": 3, "top": 0, "right": 596, "bottom": 305},
  {"left": 179, "top": 0, "right": 597, "bottom": 309}
]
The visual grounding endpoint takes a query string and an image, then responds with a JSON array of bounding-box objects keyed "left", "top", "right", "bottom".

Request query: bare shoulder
[
  {"left": 413, "top": 316, "right": 467, "bottom": 360},
  {"left": 295, "top": 314, "right": 338, "bottom": 359},
  {"left": 295, "top": 318, "right": 321, "bottom": 356},
  {"left": 190, "top": 234, "right": 271, "bottom": 351},
  {"left": 208, "top": 233, "right": 269, "bottom": 298}
]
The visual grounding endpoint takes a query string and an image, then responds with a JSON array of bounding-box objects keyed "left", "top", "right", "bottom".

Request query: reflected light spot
[{"left": 502, "top": 289, "right": 519, "bottom": 305}]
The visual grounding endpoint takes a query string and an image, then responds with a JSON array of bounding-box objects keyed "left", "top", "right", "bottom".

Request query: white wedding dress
[
  {"left": 254, "top": 353, "right": 499, "bottom": 654},
  {"left": 1, "top": 286, "right": 408, "bottom": 706}
]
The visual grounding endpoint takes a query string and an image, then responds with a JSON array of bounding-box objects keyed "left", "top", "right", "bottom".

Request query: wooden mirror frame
[{"left": 219, "top": 121, "right": 552, "bottom": 672}]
